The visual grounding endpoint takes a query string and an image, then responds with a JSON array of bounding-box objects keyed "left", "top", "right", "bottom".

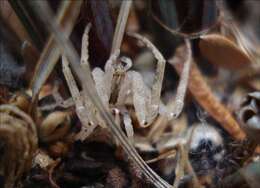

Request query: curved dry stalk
[
  {"left": 31, "top": 1, "right": 171, "bottom": 187},
  {"left": 181, "top": 145, "right": 201, "bottom": 188},
  {"left": 173, "top": 145, "right": 185, "bottom": 188},
  {"left": 31, "top": 0, "right": 82, "bottom": 100},
  {"left": 145, "top": 150, "right": 177, "bottom": 164},
  {"left": 170, "top": 45, "right": 246, "bottom": 140}
]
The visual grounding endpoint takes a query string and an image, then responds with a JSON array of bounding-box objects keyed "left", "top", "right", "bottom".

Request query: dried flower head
[{"left": 0, "top": 104, "right": 37, "bottom": 188}]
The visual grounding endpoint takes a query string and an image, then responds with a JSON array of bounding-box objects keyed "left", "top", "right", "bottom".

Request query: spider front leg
[
  {"left": 170, "top": 39, "right": 192, "bottom": 119},
  {"left": 77, "top": 23, "right": 103, "bottom": 125},
  {"left": 62, "top": 55, "right": 97, "bottom": 140},
  {"left": 127, "top": 33, "right": 166, "bottom": 125},
  {"left": 79, "top": 23, "right": 107, "bottom": 108}
]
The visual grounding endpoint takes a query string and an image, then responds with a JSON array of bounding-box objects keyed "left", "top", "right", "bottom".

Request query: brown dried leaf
[
  {"left": 199, "top": 34, "right": 251, "bottom": 70},
  {"left": 111, "top": 0, "right": 132, "bottom": 54}
]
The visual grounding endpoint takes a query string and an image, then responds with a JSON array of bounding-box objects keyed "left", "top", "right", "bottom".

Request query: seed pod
[
  {"left": 199, "top": 34, "right": 251, "bottom": 70},
  {"left": 239, "top": 92, "right": 260, "bottom": 143},
  {"left": 9, "top": 93, "right": 30, "bottom": 112},
  {"left": 0, "top": 104, "right": 38, "bottom": 188},
  {"left": 39, "top": 111, "right": 71, "bottom": 143}
]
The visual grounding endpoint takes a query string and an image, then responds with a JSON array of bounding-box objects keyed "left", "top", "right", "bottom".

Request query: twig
[
  {"left": 173, "top": 145, "right": 185, "bottom": 188},
  {"left": 146, "top": 150, "right": 177, "bottom": 164},
  {"left": 31, "top": 0, "right": 82, "bottom": 100},
  {"left": 111, "top": 0, "right": 132, "bottom": 55},
  {"left": 48, "top": 159, "right": 61, "bottom": 188}
]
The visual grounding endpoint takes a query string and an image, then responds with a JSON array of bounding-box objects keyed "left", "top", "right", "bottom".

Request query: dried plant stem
[
  {"left": 146, "top": 150, "right": 177, "bottom": 164},
  {"left": 148, "top": 114, "right": 170, "bottom": 142},
  {"left": 171, "top": 56, "right": 246, "bottom": 140},
  {"left": 183, "top": 132, "right": 202, "bottom": 188},
  {"left": 111, "top": 0, "right": 132, "bottom": 55},
  {"left": 173, "top": 144, "right": 201, "bottom": 188},
  {"left": 173, "top": 146, "right": 185, "bottom": 188},
  {"left": 31, "top": 1, "right": 171, "bottom": 187},
  {"left": 31, "top": 0, "right": 82, "bottom": 100}
]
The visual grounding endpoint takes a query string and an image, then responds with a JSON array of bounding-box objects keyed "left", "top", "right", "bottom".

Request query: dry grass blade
[
  {"left": 148, "top": 113, "right": 170, "bottom": 142},
  {"left": 172, "top": 144, "right": 201, "bottom": 188},
  {"left": 199, "top": 34, "right": 251, "bottom": 70},
  {"left": 30, "top": 1, "right": 171, "bottom": 187},
  {"left": 172, "top": 146, "right": 185, "bottom": 188},
  {"left": 228, "top": 22, "right": 260, "bottom": 62},
  {"left": 170, "top": 45, "right": 246, "bottom": 140},
  {"left": 31, "top": 0, "right": 82, "bottom": 100},
  {"left": 145, "top": 150, "right": 177, "bottom": 164},
  {"left": 111, "top": 0, "right": 132, "bottom": 55}
]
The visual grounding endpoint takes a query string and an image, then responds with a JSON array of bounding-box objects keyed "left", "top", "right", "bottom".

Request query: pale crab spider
[{"left": 62, "top": 23, "right": 166, "bottom": 140}]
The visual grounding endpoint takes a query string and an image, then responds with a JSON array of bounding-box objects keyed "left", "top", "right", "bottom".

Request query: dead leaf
[{"left": 199, "top": 34, "right": 251, "bottom": 70}]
